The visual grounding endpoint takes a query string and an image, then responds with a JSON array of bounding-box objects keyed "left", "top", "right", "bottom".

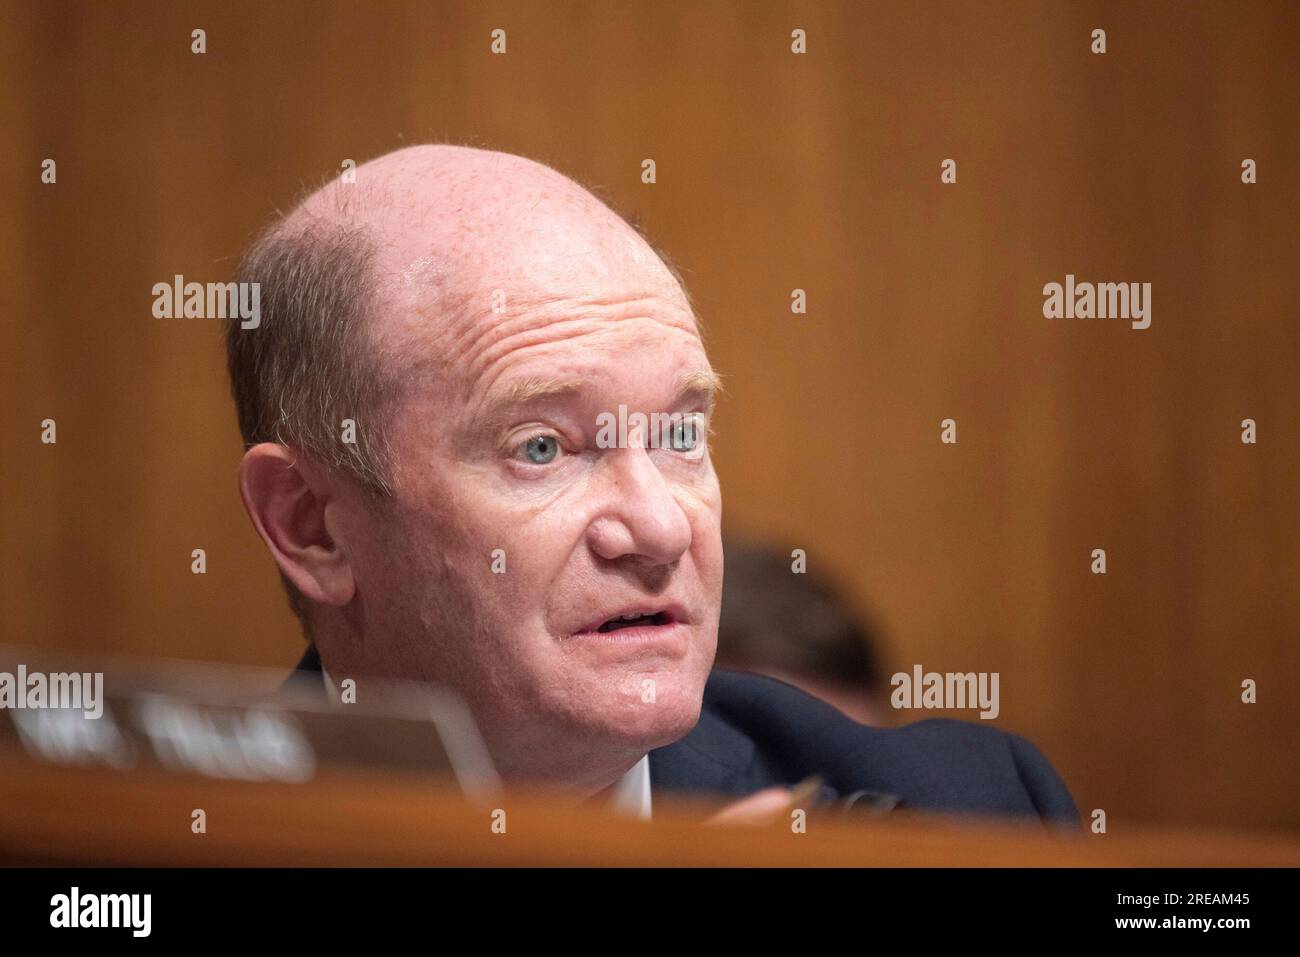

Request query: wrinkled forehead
[
  {"left": 378, "top": 183, "right": 684, "bottom": 309},
  {"left": 368, "top": 199, "right": 700, "bottom": 406}
]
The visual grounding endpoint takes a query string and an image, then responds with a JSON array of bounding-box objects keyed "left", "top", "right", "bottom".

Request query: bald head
[
  {"left": 317, "top": 147, "right": 693, "bottom": 395},
  {"left": 288, "top": 144, "right": 673, "bottom": 294}
]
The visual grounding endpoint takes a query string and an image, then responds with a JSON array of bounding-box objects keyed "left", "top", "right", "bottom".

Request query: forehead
[{"left": 374, "top": 205, "right": 704, "bottom": 410}]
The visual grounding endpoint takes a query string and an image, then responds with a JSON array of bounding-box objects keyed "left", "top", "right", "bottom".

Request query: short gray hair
[{"left": 226, "top": 216, "right": 395, "bottom": 635}]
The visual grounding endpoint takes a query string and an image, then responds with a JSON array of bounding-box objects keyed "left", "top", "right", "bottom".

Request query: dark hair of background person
[{"left": 716, "top": 538, "right": 887, "bottom": 725}]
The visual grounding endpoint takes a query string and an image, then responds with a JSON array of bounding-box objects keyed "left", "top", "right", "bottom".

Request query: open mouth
[
  {"left": 595, "top": 611, "right": 672, "bottom": 633},
  {"left": 569, "top": 602, "right": 689, "bottom": 640}
]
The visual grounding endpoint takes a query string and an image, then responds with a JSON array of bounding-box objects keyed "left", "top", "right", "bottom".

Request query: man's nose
[{"left": 586, "top": 447, "right": 693, "bottom": 566}]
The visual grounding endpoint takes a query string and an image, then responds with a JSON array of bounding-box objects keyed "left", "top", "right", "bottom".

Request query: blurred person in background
[{"left": 716, "top": 538, "right": 886, "bottom": 727}]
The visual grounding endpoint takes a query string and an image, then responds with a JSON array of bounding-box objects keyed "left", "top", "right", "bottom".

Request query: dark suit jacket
[{"left": 290, "top": 646, "right": 1080, "bottom": 829}]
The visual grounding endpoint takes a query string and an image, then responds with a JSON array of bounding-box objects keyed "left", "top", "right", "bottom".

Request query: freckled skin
[{"left": 288, "top": 146, "right": 723, "bottom": 797}]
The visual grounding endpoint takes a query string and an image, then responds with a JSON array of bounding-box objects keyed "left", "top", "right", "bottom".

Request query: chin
[{"left": 588, "top": 667, "right": 708, "bottom": 749}]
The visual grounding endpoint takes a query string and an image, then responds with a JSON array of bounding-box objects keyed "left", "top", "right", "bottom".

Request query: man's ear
[{"left": 237, "top": 443, "right": 356, "bottom": 607}]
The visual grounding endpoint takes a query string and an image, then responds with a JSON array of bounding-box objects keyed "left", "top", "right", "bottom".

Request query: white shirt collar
[
  {"left": 607, "top": 754, "right": 653, "bottom": 820},
  {"left": 320, "top": 666, "right": 652, "bottom": 820}
]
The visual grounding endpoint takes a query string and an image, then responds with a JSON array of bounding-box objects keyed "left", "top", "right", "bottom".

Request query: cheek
[
  {"left": 451, "top": 492, "right": 579, "bottom": 626},
  {"left": 686, "top": 479, "right": 724, "bottom": 571}
]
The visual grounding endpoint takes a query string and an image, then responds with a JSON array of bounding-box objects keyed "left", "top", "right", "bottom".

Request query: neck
[{"left": 489, "top": 741, "right": 645, "bottom": 802}]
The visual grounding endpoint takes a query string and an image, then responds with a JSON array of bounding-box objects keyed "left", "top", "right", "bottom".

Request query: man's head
[{"left": 229, "top": 145, "right": 723, "bottom": 792}]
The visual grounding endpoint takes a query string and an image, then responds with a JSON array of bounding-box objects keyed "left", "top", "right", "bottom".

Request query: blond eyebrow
[
  {"left": 674, "top": 369, "right": 724, "bottom": 411},
  {"left": 471, "top": 368, "right": 723, "bottom": 438},
  {"left": 484, "top": 376, "right": 586, "bottom": 412},
  {"left": 466, "top": 376, "right": 585, "bottom": 442}
]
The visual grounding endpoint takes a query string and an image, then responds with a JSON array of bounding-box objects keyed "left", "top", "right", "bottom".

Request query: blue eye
[
  {"left": 522, "top": 434, "right": 560, "bottom": 464},
  {"left": 668, "top": 415, "right": 703, "bottom": 452}
]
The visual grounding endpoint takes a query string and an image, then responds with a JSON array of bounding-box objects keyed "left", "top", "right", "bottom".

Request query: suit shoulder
[
  {"left": 877, "top": 717, "right": 1081, "bottom": 828},
  {"left": 704, "top": 667, "right": 848, "bottom": 716},
  {"left": 700, "top": 668, "right": 864, "bottom": 738},
  {"left": 701, "top": 669, "right": 1080, "bottom": 827}
]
